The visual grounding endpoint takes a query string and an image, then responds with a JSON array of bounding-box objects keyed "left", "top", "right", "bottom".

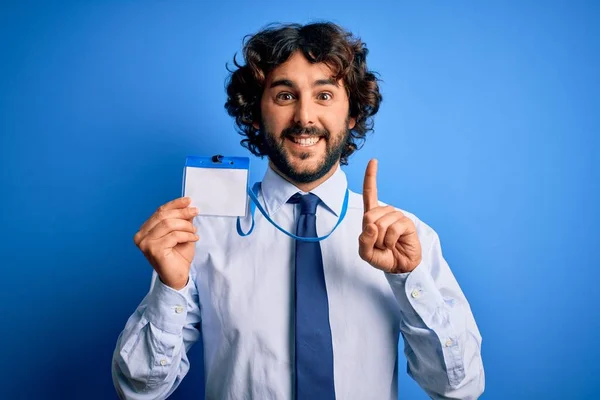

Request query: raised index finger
[{"left": 363, "top": 159, "right": 379, "bottom": 212}]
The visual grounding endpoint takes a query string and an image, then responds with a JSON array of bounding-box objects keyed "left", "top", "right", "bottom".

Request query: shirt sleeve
[
  {"left": 385, "top": 216, "right": 485, "bottom": 400},
  {"left": 111, "top": 270, "right": 202, "bottom": 400}
]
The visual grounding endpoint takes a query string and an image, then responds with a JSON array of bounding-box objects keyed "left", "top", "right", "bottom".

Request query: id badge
[{"left": 182, "top": 155, "right": 249, "bottom": 217}]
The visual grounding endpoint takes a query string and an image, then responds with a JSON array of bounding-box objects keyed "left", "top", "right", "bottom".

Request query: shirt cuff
[
  {"left": 385, "top": 262, "right": 446, "bottom": 328},
  {"left": 144, "top": 276, "right": 193, "bottom": 334}
]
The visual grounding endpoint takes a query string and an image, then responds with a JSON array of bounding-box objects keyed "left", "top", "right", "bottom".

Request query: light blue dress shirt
[{"left": 112, "top": 165, "right": 484, "bottom": 400}]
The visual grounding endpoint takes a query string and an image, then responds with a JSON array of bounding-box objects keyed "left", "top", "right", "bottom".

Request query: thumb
[{"left": 359, "top": 223, "right": 378, "bottom": 261}]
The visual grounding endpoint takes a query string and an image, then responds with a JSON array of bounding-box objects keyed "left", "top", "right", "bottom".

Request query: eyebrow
[{"left": 269, "top": 78, "right": 339, "bottom": 89}]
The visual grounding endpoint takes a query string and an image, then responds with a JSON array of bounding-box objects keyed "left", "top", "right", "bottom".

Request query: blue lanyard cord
[{"left": 236, "top": 182, "right": 350, "bottom": 242}]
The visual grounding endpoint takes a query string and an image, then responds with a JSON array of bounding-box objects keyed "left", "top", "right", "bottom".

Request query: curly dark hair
[{"left": 224, "top": 22, "right": 382, "bottom": 165}]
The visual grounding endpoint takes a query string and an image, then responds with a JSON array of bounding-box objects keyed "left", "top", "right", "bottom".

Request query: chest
[{"left": 192, "top": 210, "right": 400, "bottom": 341}]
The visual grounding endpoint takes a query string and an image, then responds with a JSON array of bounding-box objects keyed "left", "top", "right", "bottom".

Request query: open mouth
[{"left": 287, "top": 135, "right": 323, "bottom": 147}]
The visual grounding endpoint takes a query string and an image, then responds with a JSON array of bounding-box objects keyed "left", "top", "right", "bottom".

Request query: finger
[
  {"left": 139, "top": 230, "right": 199, "bottom": 255},
  {"left": 141, "top": 206, "right": 199, "bottom": 236},
  {"left": 363, "top": 205, "right": 398, "bottom": 230},
  {"left": 383, "top": 220, "right": 411, "bottom": 250},
  {"left": 372, "top": 211, "right": 406, "bottom": 249},
  {"left": 158, "top": 231, "right": 200, "bottom": 251},
  {"left": 160, "top": 197, "right": 192, "bottom": 212},
  {"left": 136, "top": 197, "right": 192, "bottom": 238},
  {"left": 363, "top": 159, "right": 379, "bottom": 212},
  {"left": 145, "top": 218, "right": 197, "bottom": 241},
  {"left": 358, "top": 223, "right": 378, "bottom": 263},
  {"left": 135, "top": 205, "right": 199, "bottom": 243}
]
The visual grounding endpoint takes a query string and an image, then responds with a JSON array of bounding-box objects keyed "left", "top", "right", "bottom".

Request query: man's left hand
[{"left": 358, "top": 159, "right": 422, "bottom": 274}]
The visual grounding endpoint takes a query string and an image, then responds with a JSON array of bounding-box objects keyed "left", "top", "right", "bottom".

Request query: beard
[{"left": 261, "top": 120, "right": 349, "bottom": 184}]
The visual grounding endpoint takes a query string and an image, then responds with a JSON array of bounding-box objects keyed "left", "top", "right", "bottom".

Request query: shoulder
[{"left": 348, "top": 190, "right": 440, "bottom": 246}]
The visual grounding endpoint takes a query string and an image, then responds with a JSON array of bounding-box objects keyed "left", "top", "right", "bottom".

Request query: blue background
[{"left": 1, "top": 1, "right": 598, "bottom": 399}]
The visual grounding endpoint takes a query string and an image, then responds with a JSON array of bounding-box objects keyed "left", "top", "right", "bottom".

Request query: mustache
[{"left": 282, "top": 124, "right": 330, "bottom": 139}]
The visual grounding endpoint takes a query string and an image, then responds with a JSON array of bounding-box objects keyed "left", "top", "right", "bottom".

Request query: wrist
[{"left": 159, "top": 275, "right": 189, "bottom": 291}]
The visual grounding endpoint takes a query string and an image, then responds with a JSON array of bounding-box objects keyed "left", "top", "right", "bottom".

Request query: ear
[
  {"left": 348, "top": 117, "right": 356, "bottom": 130},
  {"left": 252, "top": 121, "right": 259, "bottom": 130}
]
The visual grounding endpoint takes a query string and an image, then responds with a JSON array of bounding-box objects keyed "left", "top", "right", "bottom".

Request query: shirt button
[
  {"left": 160, "top": 359, "right": 167, "bottom": 366},
  {"left": 175, "top": 305, "right": 184, "bottom": 314},
  {"left": 445, "top": 339, "right": 453, "bottom": 347},
  {"left": 411, "top": 289, "right": 421, "bottom": 299}
]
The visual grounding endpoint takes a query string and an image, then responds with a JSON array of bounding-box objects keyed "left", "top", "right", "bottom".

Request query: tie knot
[{"left": 288, "top": 193, "right": 320, "bottom": 215}]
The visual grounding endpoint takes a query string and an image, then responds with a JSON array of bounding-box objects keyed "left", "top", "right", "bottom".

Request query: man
[{"left": 112, "top": 22, "right": 484, "bottom": 399}]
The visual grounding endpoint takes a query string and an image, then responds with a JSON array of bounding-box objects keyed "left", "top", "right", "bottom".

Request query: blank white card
[{"left": 183, "top": 166, "right": 248, "bottom": 217}]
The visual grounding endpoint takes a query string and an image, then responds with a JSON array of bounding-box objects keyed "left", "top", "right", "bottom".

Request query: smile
[{"left": 288, "top": 136, "right": 322, "bottom": 147}]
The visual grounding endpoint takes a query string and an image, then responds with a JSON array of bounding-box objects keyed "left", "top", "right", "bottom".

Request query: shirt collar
[{"left": 261, "top": 163, "right": 348, "bottom": 217}]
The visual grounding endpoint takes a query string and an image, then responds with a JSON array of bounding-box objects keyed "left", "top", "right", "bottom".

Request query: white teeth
[{"left": 291, "top": 137, "right": 320, "bottom": 146}]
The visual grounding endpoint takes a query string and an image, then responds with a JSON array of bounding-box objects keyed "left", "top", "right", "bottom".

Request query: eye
[
  {"left": 276, "top": 92, "right": 295, "bottom": 101},
  {"left": 317, "top": 92, "right": 333, "bottom": 101}
]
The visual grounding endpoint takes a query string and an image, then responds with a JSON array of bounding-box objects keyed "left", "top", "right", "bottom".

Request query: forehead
[{"left": 265, "top": 51, "right": 339, "bottom": 85}]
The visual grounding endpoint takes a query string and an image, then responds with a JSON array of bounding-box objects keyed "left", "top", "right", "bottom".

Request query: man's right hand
[{"left": 134, "top": 197, "right": 200, "bottom": 290}]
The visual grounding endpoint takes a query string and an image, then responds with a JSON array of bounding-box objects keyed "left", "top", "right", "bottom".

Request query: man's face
[{"left": 254, "top": 51, "right": 356, "bottom": 184}]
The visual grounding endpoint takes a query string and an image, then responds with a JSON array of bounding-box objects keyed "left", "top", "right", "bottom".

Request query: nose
[{"left": 293, "top": 97, "right": 315, "bottom": 127}]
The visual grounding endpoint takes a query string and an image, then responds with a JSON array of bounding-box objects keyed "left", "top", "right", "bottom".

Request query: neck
[{"left": 269, "top": 161, "right": 339, "bottom": 192}]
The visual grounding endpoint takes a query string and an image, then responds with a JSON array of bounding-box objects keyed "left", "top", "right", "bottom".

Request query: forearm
[
  {"left": 112, "top": 272, "right": 201, "bottom": 400},
  {"left": 386, "top": 223, "right": 484, "bottom": 399},
  {"left": 390, "top": 269, "right": 484, "bottom": 399}
]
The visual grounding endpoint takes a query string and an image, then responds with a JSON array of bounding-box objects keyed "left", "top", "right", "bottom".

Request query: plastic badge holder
[{"left": 182, "top": 155, "right": 250, "bottom": 217}]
